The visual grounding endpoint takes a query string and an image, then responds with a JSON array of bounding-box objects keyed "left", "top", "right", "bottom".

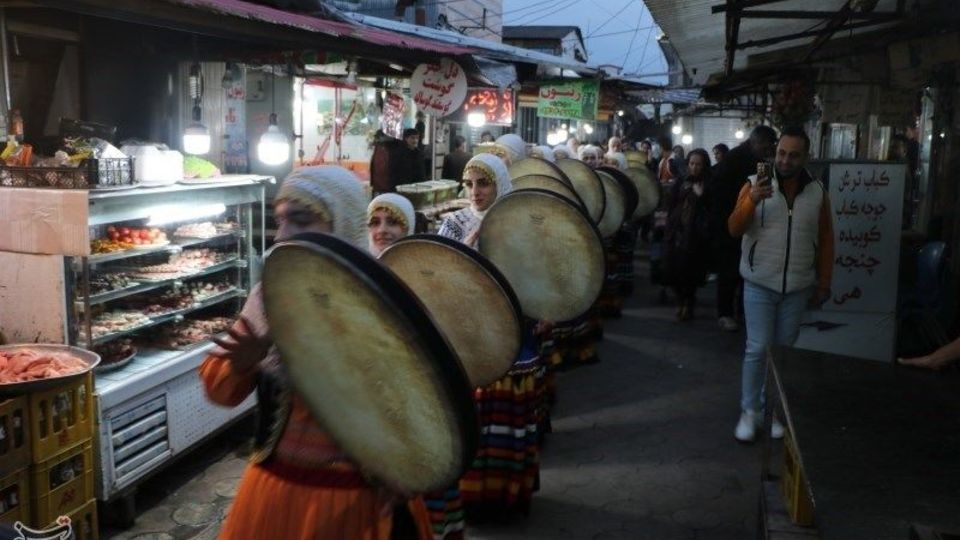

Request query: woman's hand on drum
[{"left": 211, "top": 316, "right": 271, "bottom": 374}]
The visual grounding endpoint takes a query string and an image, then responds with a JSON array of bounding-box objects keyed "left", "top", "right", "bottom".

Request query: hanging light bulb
[
  {"left": 735, "top": 129, "right": 745, "bottom": 140},
  {"left": 583, "top": 123, "right": 594, "bottom": 135},
  {"left": 671, "top": 124, "right": 682, "bottom": 135},
  {"left": 183, "top": 62, "right": 210, "bottom": 155},
  {"left": 258, "top": 67, "right": 291, "bottom": 165},
  {"left": 681, "top": 134, "right": 693, "bottom": 145}
]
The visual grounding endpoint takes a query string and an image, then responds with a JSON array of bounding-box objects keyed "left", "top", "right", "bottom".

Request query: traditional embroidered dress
[
  {"left": 427, "top": 153, "right": 543, "bottom": 531},
  {"left": 200, "top": 167, "right": 432, "bottom": 540}
]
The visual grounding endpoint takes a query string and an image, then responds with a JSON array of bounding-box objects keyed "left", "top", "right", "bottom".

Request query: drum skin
[
  {"left": 595, "top": 170, "right": 626, "bottom": 238},
  {"left": 262, "top": 232, "right": 478, "bottom": 494},
  {"left": 511, "top": 174, "right": 586, "bottom": 212},
  {"left": 625, "top": 167, "right": 660, "bottom": 219},
  {"left": 478, "top": 189, "right": 605, "bottom": 322},
  {"left": 508, "top": 157, "right": 572, "bottom": 187},
  {"left": 556, "top": 158, "right": 606, "bottom": 224},
  {"left": 379, "top": 235, "right": 523, "bottom": 388},
  {"left": 597, "top": 166, "right": 640, "bottom": 221}
]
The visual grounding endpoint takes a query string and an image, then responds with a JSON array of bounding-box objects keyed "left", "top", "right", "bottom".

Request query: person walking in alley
[
  {"left": 728, "top": 125, "right": 834, "bottom": 443},
  {"left": 706, "top": 125, "right": 778, "bottom": 332},
  {"left": 441, "top": 135, "right": 471, "bottom": 182},
  {"left": 663, "top": 149, "right": 712, "bottom": 321}
]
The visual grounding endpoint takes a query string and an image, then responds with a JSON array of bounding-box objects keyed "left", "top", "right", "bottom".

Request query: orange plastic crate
[
  {"left": 781, "top": 432, "right": 815, "bottom": 526},
  {"left": 0, "top": 467, "right": 31, "bottom": 526},
  {"left": 30, "top": 441, "right": 94, "bottom": 527},
  {"left": 0, "top": 396, "right": 30, "bottom": 477},
  {"left": 45, "top": 498, "right": 98, "bottom": 540},
  {"left": 28, "top": 373, "right": 94, "bottom": 463}
]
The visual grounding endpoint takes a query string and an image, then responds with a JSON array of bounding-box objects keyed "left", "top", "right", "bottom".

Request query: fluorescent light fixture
[
  {"left": 681, "top": 134, "right": 693, "bottom": 145},
  {"left": 147, "top": 203, "right": 226, "bottom": 226},
  {"left": 467, "top": 112, "right": 487, "bottom": 127}
]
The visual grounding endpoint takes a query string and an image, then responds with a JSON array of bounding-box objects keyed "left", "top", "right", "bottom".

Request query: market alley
[{"left": 103, "top": 254, "right": 760, "bottom": 540}]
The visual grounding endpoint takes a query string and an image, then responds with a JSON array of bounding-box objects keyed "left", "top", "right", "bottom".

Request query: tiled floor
[{"left": 104, "top": 254, "right": 764, "bottom": 540}]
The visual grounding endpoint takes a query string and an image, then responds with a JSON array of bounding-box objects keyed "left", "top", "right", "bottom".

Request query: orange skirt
[{"left": 218, "top": 462, "right": 433, "bottom": 540}]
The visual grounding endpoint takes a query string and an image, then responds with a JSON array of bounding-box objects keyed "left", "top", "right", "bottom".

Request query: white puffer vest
[{"left": 739, "top": 170, "right": 823, "bottom": 294}]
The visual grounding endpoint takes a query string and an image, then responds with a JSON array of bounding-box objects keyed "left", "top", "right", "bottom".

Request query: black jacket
[
  {"left": 390, "top": 144, "right": 427, "bottom": 187},
  {"left": 704, "top": 141, "right": 760, "bottom": 266},
  {"left": 441, "top": 149, "right": 471, "bottom": 181}
]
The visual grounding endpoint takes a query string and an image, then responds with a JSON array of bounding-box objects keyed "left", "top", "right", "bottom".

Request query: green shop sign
[{"left": 537, "top": 80, "right": 599, "bottom": 121}]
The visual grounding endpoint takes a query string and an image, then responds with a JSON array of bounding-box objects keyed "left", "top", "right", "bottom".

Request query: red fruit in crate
[
  {"left": 132, "top": 238, "right": 142, "bottom": 245},
  {"left": 139, "top": 230, "right": 151, "bottom": 240},
  {"left": 108, "top": 231, "right": 120, "bottom": 241},
  {"left": 107, "top": 225, "right": 117, "bottom": 233},
  {"left": 120, "top": 227, "right": 131, "bottom": 236}
]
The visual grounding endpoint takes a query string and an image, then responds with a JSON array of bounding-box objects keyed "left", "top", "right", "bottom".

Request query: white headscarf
[
  {"left": 530, "top": 145, "right": 556, "bottom": 163},
  {"left": 578, "top": 144, "right": 601, "bottom": 161},
  {"left": 553, "top": 144, "right": 572, "bottom": 160},
  {"left": 276, "top": 165, "right": 367, "bottom": 248},
  {"left": 437, "top": 153, "right": 512, "bottom": 245},
  {"left": 605, "top": 152, "right": 628, "bottom": 170},
  {"left": 496, "top": 133, "right": 527, "bottom": 164},
  {"left": 367, "top": 193, "right": 416, "bottom": 235}
]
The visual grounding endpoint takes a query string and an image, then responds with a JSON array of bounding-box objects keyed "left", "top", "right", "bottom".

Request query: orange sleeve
[
  {"left": 199, "top": 355, "right": 257, "bottom": 407},
  {"left": 816, "top": 191, "right": 835, "bottom": 291},
  {"left": 727, "top": 183, "right": 756, "bottom": 238}
]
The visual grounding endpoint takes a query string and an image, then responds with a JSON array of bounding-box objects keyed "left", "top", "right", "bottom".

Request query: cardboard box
[{"left": 0, "top": 188, "right": 90, "bottom": 256}]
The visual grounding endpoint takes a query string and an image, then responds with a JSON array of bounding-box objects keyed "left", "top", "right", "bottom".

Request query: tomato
[
  {"left": 121, "top": 236, "right": 133, "bottom": 244},
  {"left": 107, "top": 225, "right": 117, "bottom": 233},
  {"left": 120, "top": 227, "right": 131, "bottom": 236},
  {"left": 139, "top": 230, "right": 151, "bottom": 240},
  {"left": 108, "top": 231, "right": 120, "bottom": 241},
  {"left": 131, "top": 238, "right": 142, "bottom": 245}
]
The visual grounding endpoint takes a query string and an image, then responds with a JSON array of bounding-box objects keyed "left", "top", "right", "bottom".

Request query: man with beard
[{"left": 727, "top": 125, "right": 834, "bottom": 443}]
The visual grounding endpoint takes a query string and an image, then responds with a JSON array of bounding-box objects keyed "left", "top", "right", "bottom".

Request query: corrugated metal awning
[
  {"left": 644, "top": 0, "right": 906, "bottom": 86},
  {"left": 626, "top": 87, "right": 701, "bottom": 104}
]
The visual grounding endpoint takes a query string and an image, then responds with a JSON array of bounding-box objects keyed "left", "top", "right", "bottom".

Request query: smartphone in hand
[{"left": 756, "top": 162, "right": 771, "bottom": 186}]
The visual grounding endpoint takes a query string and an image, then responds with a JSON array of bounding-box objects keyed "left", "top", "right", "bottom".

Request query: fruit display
[
  {"left": 90, "top": 311, "right": 152, "bottom": 339},
  {"left": 0, "top": 348, "right": 89, "bottom": 383},
  {"left": 104, "top": 226, "right": 169, "bottom": 247},
  {"left": 150, "top": 317, "right": 234, "bottom": 349},
  {"left": 91, "top": 238, "right": 135, "bottom": 254}
]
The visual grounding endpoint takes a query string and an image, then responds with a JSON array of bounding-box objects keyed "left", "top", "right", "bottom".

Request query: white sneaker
[
  {"left": 771, "top": 416, "right": 785, "bottom": 439},
  {"left": 734, "top": 410, "right": 759, "bottom": 443},
  {"left": 718, "top": 317, "right": 740, "bottom": 332}
]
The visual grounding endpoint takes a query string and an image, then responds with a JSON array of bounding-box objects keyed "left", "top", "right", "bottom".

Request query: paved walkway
[{"left": 104, "top": 255, "right": 764, "bottom": 540}]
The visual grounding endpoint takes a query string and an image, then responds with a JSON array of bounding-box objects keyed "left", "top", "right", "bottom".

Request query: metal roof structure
[
  {"left": 338, "top": 9, "right": 602, "bottom": 76},
  {"left": 643, "top": 0, "right": 909, "bottom": 87},
  {"left": 502, "top": 25, "right": 583, "bottom": 41}
]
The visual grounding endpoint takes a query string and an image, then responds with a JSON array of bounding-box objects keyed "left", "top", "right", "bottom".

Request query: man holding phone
[{"left": 727, "top": 125, "right": 835, "bottom": 443}]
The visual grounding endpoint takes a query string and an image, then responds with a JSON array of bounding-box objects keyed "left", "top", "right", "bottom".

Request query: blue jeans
[{"left": 741, "top": 280, "right": 812, "bottom": 413}]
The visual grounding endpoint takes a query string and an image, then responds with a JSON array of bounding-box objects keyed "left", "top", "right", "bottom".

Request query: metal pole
[{"left": 0, "top": 8, "right": 12, "bottom": 112}]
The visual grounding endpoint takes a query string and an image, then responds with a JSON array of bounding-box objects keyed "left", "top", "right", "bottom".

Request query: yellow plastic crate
[
  {"left": 781, "top": 432, "right": 815, "bottom": 526},
  {"left": 45, "top": 498, "right": 98, "bottom": 540},
  {"left": 0, "top": 396, "right": 30, "bottom": 477},
  {"left": 28, "top": 373, "right": 94, "bottom": 463},
  {"left": 0, "top": 467, "right": 31, "bottom": 526},
  {"left": 30, "top": 441, "right": 94, "bottom": 527}
]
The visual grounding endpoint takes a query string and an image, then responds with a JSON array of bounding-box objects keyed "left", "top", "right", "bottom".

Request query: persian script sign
[
  {"left": 410, "top": 59, "right": 468, "bottom": 118},
  {"left": 537, "top": 80, "right": 599, "bottom": 121}
]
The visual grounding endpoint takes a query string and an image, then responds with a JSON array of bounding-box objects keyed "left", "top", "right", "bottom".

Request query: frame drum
[{"left": 262, "top": 233, "right": 478, "bottom": 493}]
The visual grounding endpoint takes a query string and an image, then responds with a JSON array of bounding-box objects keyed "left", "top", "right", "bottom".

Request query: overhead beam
[
  {"left": 802, "top": 1, "right": 854, "bottom": 62},
  {"left": 724, "top": 0, "right": 742, "bottom": 76},
  {"left": 712, "top": 0, "right": 787, "bottom": 14},
  {"left": 736, "top": 18, "right": 896, "bottom": 49},
  {"left": 737, "top": 9, "right": 901, "bottom": 20}
]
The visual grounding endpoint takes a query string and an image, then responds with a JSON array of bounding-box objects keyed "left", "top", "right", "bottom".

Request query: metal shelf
[
  {"left": 88, "top": 231, "right": 242, "bottom": 265},
  {"left": 84, "top": 258, "right": 244, "bottom": 306},
  {"left": 82, "top": 288, "right": 244, "bottom": 347}
]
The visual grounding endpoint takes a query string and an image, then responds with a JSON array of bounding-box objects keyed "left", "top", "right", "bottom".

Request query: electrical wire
[
  {"left": 620, "top": 13, "right": 644, "bottom": 71},
  {"left": 584, "top": 0, "right": 633, "bottom": 38}
]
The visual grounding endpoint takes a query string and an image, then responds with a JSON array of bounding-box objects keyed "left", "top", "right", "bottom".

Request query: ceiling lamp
[
  {"left": 182, "top": 62, "right": 211, "bottom": 155},
  {"left": 467, "top": 112, "right": 487, "bottom": 127},
  {"left": 257, "top": 66, "right": 291, "bottom": 166}
]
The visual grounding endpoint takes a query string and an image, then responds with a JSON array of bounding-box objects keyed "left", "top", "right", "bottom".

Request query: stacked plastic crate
[{"left": 0, "top": 372, "right": 99, "bottom": 539}]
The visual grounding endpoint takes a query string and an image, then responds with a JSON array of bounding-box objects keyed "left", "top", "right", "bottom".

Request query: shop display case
[{"left": 0, "top": 176, "right": 269, "bottom": 505}]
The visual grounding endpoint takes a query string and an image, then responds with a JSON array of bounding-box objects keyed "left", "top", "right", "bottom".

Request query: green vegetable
[{"left": 183, "top": 156, "right": 221, "bottom": 179}]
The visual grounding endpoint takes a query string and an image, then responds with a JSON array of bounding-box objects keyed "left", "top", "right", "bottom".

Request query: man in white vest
[{"left": 728, "top": 125, "right": 835, "bottom": 443}]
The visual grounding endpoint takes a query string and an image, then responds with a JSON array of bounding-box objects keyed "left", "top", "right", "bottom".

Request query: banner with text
[
  {"left": 825, "top": 162, "right": 906, "bottom": 314},
  {"left": 537, "top": 80, "right": 599, "bottom": 121}
]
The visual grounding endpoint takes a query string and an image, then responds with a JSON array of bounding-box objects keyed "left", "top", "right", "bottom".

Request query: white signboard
[
  {"left": 825, "top": 162, "right": 906, "bottom": 314},
  {"left": 410, "top": 58, "right": 467, "bottom": 118}
]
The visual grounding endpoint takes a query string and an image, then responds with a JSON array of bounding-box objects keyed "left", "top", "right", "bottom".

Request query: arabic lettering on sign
[
  {"left": 457, "top": 89, "right": 514, "bottom": 125},
  {"left": 825, "top": 163, "right": 906, "bottom": 314},
  {"left": 537, "top": 80, "right": 599, "bottom": 121},
  {"left": 410, "top": 58, "right": 467, "bottom": 119}
]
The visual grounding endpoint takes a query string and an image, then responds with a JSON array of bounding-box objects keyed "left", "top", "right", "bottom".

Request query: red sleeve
[{"left": 199, "top": 355, "right": 257, "bottom": 407}]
